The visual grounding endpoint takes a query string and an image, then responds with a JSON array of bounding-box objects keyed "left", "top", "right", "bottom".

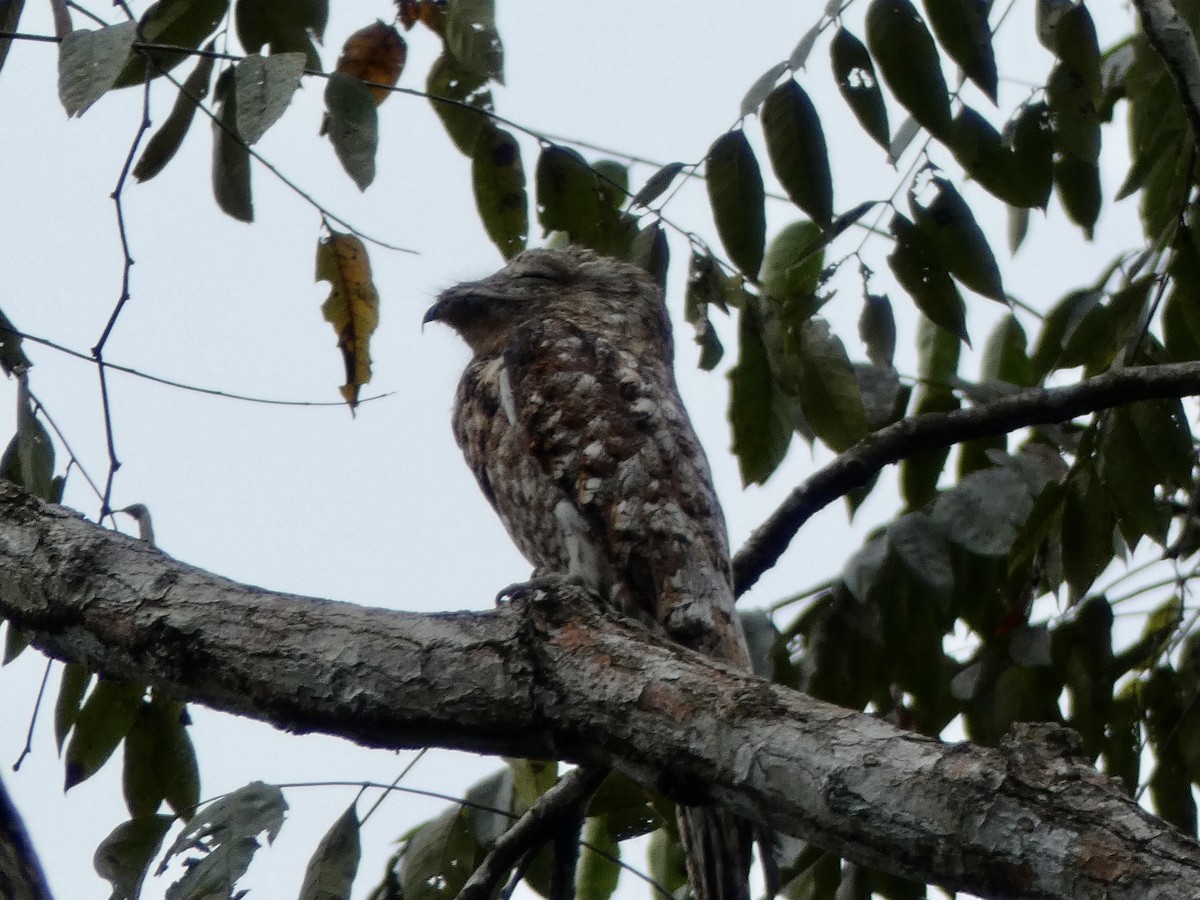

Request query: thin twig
[
  {"left": 733, "top": 360, "right": 1200, "bottom": 596},
  {"left": 455, "top": 768, "right": 608, "bottom": 900}
]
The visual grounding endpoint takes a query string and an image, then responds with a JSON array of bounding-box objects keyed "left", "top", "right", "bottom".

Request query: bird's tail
[{"left": 678, "top": 804, "right": 753, "bottom": 900}]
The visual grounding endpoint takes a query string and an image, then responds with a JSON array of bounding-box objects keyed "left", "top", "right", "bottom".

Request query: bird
[{"left": 425, "top": 246, "right": 755, "bottom": 900}]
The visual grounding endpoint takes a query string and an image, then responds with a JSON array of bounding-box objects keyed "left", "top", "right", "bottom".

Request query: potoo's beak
[{"left": 422, "top": 283, "right": 492, "bottom": 332}]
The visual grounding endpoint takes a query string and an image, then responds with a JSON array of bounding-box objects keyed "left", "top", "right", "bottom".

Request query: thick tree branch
[
  {"left": 0, "top": 484, "right": 1199, "bottom": 897},
  {"left": 732, "top": 360, "right": 1200, "bottom": 595},
  {"left": 1135, "top": 0, "right": 1200, "bottom": 143}
]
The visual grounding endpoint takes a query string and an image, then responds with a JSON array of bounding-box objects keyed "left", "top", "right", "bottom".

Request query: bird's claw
[{"left": 495, "top": 571, "right": 592, "bottom": 607}]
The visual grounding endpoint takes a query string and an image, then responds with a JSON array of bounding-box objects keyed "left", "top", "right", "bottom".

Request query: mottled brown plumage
[{"left": 426, "top": 246, "right": 753, "bottom": 900}]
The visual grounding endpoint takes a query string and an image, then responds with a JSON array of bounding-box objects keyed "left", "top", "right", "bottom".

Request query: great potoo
[{"left": 425, "top": 246, "right": 754, "bottom": 900}]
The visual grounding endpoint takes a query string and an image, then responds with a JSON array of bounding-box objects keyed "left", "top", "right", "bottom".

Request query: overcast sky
[{"left": 0, "top": 3, "right": 1145, "bottom": 898}]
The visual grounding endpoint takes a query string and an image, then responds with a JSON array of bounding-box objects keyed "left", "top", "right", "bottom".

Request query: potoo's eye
[{"left": 518, "top": 268, "right": 557, "bottom": 282}]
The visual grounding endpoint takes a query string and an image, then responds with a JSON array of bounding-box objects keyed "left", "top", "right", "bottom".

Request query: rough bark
[
  {"left": 1, "top": 482, "right": 1199, "bottom": 899},
  {"left": 0, "top": 776, "right": 53, "bottom": 900}
]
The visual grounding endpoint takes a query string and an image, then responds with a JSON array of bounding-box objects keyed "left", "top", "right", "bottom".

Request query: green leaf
[
  {"left": 324, "top": 72, "right": 379, "bottom": 190},
  {"left": 0, "top": 384, "right": 56, "bottom": 502},
  {"left": 123, "top": 695, "right": 200, "bottom": 821},
  {"left": 236, "top": 0, "right": 326, "bottom": 68},
  {"left": 887, "top": 511, "right": 953, "bottom": 599},
  {"left": 728, "top": 299, "right": 793, "bottom": 485},
  {"left": 762, "top": 80, "right": 833, "bottom": 226},
  {"left": 299, "top": 804, "right": 361, "bottom": 900},
  {"left": 471, "top": 124, "right": 527, "bottom": 259},
  {"left": 233, "top": 52, "right": 305, "bottom": 145},
  {"left": 1047, "top": 61, "right": 1100, "bottom": 165},
  {"left": 923, "top": 0, "right": 997, "bottom": 101},
  {"left": 2, "top": 623, "right": 28, "bottom": 663},
  {"left": 917, "top": 308, "right": 961, "bottom": 385},
  {"left": 55, "top": 663, "right": 91, "bottom": 751},
  {"left": 888, "top": 213, "right": 968, "bottom": 344},
  {"left": 585, "top": 773, "right": 662, "bottom": 841},
  {"left": 134, "top": 47, "right": 216, "bottom": 182},
  {"left": 211, "top": 72, "right": 253, "bottom": 222},
  {"left": 630, "top": 161, "right": 685, "bottom": 209},
  {"left": 760, "top": 220, "right": 824, "bottom": 306},
  {"left": 831, "top": 29, "right": 890, "bottom": 149},
  {"left": 866, "top": 0, "right": 952, "bottom": 141},
  {"left": 901, "top": 390, "right": 958, "bottom": 507},
  {"left": 1060, "top": 468, "right": 1116, "bottom": 601},
  {"left": 706, "top": 130, "right": 766, "bottom": 277},
  {"left": 647, "top": 824, "right": 688, "bottom": 897},
  {"left": 114, "top": 0, "right": 229, "bottom": 88},
  {"left": 64, "top": 679, "right": 144, "bottom": 790},
  {"left": 859, "top": 293, "right": 896, "bottom": 368},
  {"left": 684, "top": 250, "right": 727, "bottom": 370},
  {"left": 577, "top": 815, "right": 619, "bottom": 900},
  {"left": 0, "top": 307, "right": 29, "bottom": 377},
  {"left": 426, "top": 53, "right": 493, "bottom": 156},
  {"left": 445, "top": 0, "right": 504, "bottom": 84},
  {"left": 536, "top": 145, "right": 602, "bottom": 244},
  {"left": 932, "top": 466, "right": 1033, "bottom": 556},
  {"left": 981, "top": 314, "right": 1031, "bottom": 387},
  {"left": 1053, "top": 155, "right": 1101, "bottom": 239},
  {"left": 740, "top": 61, "right": 789, "bottom": 118},
  {"left": 94, "top": 815, "right": 174, "bottom": 900},
  {"left": 0, "top": 0, "right": 26, "bottom": 79},
  {"left": 57, "top": 22, "right": 137, "bottom": 117},
  {"left": 1102, "top": 685, "right": 1140, "bottom": 792},
  {"left": 159, "top": 781, "right": 287, "bottom": 900},
  {"left": 400, "top": 808, "right": 478, "bottom": 900},
  {"left": 628, "top": 221, "right": 670, "bottom": 292},
  {"left": 792, "top": 318, "right": 871, "bottom": 452},
  {"left": 950, "top": 106, "right": 1050, "bottom": 208},
  {"left": 911, "top": 176, "right": 1005, "bottom": 302}
]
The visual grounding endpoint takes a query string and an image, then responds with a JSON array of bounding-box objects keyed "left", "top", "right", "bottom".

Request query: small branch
[
  {"left": 732, "top": 361, "right": 1200, "bottom": 595},
  {"left": 1135, "top": 0, "right": 1200, "bottom": 144},
  {"left": 0, "top": 776, "right": 54, "bottom": 900},
  {"left": 456, "top": 767, "right": 608, "bottom": 900}
]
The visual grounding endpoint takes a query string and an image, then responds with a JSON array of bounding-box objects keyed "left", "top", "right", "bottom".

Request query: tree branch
[
  {"left": 0, "top": 483, "right": 1199, "bottom": 897},
  {"left": 456, "top": 767, "right": 608, "bottom": 900},
  {"left": 732, "top": 360, "right": 1200, "bottom": 595},
  {"left": 1135, "top": 0, "right": 1200, "bottom": 144}
]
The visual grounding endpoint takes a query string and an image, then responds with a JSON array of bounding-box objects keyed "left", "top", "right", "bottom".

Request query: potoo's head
[{"left": 423, "top": 246, "right": 670, "bottom": 357}]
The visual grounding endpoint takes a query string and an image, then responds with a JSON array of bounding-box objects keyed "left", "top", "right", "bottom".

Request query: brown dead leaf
[
  {"left": 316, "top": 232, "right": 381, "bottom": 411},
  {"left": 334, "top": 20, "right": 406, "bottom": 105}
]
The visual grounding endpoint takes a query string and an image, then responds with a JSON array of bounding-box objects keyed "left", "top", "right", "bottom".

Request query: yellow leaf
[{"left": 316, "top": 232, "right": 380, "bottom": 411}]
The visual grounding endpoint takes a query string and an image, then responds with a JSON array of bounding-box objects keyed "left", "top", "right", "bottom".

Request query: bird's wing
[{"left": 503, "top": 316, "right": 746, "bottom": 664}]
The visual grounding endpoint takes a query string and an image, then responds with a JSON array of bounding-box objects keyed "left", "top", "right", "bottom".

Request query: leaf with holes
[
  {"left": 445, "top": 0, "right": 504, "bottom": 83},
  {"left": 888, "top": 213, "right": 968, "bottom": 344},
  {"left": 426, "top": 53, "right": 493, "bottom": 156},
  {"left": 234, "top": 52, "right": 305, "bottom": 145},
  {"left": 911, "top": 176, "right": 1004, "bottom": 302},
  {"left": 831, "top": 28, "right": 889, "bottom": 149}
]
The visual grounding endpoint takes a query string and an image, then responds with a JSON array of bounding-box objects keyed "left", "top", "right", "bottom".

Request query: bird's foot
[{"left": 495, "top": 570, "right": 595, "bottom": 607}]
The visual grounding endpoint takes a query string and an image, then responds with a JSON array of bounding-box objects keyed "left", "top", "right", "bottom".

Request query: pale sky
[{"left": 0, "top": 3, "right": 1148, "bottom": 899}]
